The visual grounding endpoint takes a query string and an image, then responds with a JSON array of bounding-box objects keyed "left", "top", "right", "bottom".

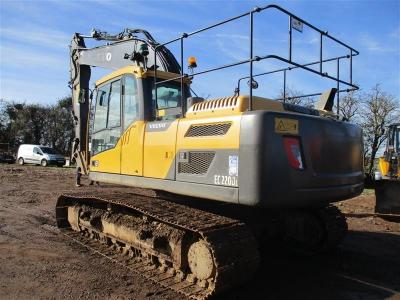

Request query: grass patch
[{"left": 362, "top": 188, "right": 375, "bottom": 195}]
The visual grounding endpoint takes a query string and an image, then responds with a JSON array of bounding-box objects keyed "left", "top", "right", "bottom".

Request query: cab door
[
  {"left": 90, "top": 78, "right": 122, "bottom": 174},
  {"left": 120, "top": 75, "right": 145, "bottom": 176},
  {"left": 143, "top": 80, "right": 182, "bottom": 180}
]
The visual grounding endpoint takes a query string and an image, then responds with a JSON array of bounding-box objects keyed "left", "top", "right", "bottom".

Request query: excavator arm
[{"left": 69, "top": 29, "right": 181, "bottom": 174}]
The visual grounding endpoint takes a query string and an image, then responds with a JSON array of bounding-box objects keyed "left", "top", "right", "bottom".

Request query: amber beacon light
[{"left": 188, "top": 56, "right": 197, "bottom": 69}]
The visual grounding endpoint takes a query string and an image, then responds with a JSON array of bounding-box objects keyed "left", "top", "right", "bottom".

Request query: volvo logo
[{"left": 149, "top": 123, "right": 167, "bottom": 129}]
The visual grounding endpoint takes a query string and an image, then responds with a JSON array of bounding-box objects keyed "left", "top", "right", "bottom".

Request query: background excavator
[
  {"left": 56, "top": 4, "right": 363, "bottom": 299},
  {"left": 374, "top": 123, "right": 400, "bottom": 216}
]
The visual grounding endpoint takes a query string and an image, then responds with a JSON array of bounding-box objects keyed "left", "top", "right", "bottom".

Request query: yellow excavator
[
  {"left": 375, "top": 123, "right": 400, "bottom": 216},
  {"left": 56, "top": 4, "right": 362, "bottom": 299}
]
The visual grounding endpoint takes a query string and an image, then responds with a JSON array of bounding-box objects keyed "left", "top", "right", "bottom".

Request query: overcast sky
[{"left": 0, "top": 0, "right": 399, "bottom": 104}]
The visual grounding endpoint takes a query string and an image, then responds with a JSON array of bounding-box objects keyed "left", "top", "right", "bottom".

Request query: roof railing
[{"left": 153, "top": 4, "right": 359, "bottom": 117}]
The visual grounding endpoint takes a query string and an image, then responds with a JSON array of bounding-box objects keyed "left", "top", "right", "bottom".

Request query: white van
[{"left": 17, "top": 144, "right": 65, "bottom": 167}]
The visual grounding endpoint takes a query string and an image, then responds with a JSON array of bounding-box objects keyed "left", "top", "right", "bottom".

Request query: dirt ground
[{"left": 0, "top": 164, "right": 399, "bottom": 300}]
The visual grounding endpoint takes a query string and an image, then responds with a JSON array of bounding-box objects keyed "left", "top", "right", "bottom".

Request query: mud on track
[{"left": 0, "top": 164, "right": 399, "bottom": 300}]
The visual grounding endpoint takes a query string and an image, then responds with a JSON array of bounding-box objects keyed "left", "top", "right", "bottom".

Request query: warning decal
[{"left": 275, "top": 118, "right": 299, "bottom": 134}]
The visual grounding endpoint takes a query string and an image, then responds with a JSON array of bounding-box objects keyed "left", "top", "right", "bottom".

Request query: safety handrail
[{"left": 153, "top": 3, "right": 359, "bottom": 116}]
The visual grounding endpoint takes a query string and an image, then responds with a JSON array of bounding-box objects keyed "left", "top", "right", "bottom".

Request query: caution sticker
[{"left": 275, "top": 118, "right": 299, "bottom": 134}]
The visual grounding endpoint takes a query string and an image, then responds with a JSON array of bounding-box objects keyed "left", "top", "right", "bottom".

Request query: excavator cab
[
  {"left": 89, "top": 66, "right": 192, "bottom": 176},
  {"left": 381, "top": 123, "right": 400, "bottom": 178},
  {"left": 375, "top": 123, "right": 400, "bottom": 216}
]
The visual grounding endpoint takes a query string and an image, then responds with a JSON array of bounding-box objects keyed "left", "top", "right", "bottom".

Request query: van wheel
[
  {"left": 41, "top": 159, "right": 48, "bottom": 167},
  {"left": 18, "top": 158, "right": 24, "bottom": 165}
]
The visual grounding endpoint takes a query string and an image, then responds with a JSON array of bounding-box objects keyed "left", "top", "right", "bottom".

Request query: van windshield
[{"left": 40, "top": 147, "right": 58, "bottom": 155}]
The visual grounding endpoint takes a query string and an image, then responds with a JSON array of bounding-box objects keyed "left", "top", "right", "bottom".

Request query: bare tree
[
  {"left": 338, "top": 90, "right": 360, "bottom": 121},
  {"left": 360, "top": 84, "right": 399, "bottom": 175},
  {"left": 277, "top": 88, "right": 315, "bottom": 108}
]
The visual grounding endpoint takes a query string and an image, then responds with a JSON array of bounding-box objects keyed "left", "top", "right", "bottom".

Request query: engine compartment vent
[
  {"left": 185, "top": 123, "right": 231, "bottom": 137},
  {"left": 178, "top": 152, "right": 215, "bottom": 175},
  {"left": 191, "top": 96, "right": 239, "bottom": 112}
]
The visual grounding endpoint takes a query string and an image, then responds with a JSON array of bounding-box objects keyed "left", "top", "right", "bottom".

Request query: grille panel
[
  {"left": 178, "top": 152, "right": 215, "bottom": 175},
  {"left": 185, "top": 123, "right": 231, "bottom": 137}
]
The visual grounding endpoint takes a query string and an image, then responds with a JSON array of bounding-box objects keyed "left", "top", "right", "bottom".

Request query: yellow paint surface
[
  {"left": 143, "top": 120, "right": 179, "bottom": 179},
  {"left": 121, "top": 121, "right": 145, "bottom": 176},
  {"left": 379, "top": 157, "right": 389, "bottom": 176},
  {"left": 90, "top": 140, "right": 121, "bottom": 174}
]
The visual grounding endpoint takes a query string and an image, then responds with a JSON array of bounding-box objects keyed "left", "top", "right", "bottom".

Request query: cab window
[
  {"left": 92, "top": 79, "right": 122, "bottom": 155},
  {"left": 124, "top": 76, "right": 140, "bottom": 130},
  {"left": 93, "top": 83, "right": 110, "bottom": 132},
  {"left": 108, "top": 80, "right": 121, "bottom": 128},
  {"left": 152, "top": 81, "right": 181, "bottom": 109}
]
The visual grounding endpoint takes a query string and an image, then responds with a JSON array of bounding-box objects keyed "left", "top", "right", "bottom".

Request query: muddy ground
[{"left": 0, "top": 164, "right": 399, "bottom": 300}]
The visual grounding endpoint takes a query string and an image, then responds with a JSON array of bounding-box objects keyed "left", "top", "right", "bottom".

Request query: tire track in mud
[{"left": 0, "top": 200, "right": 182, "bottom": 300}]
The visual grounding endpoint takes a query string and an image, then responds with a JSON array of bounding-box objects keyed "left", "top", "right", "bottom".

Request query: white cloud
[
  {"left": 0, "top": 26, "right": 70, "bottom": 50},
  {"left": 0, "top": 77, "right": 70, "bottom": 104},
  {"left": 359, "top": 34, "right": 397, "bottom": 53},
  {"left": 215, "top": 33, "right": 249, "bottom": 41},
  {"left": 0, "top": 44, "right": 67, "bottom": 71}
]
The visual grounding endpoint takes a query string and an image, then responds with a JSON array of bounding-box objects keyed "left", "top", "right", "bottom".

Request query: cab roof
[{"left": 95, "top": 65, "right": 190, "bottom": 87}]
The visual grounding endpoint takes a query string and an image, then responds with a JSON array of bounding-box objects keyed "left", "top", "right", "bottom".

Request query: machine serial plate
[{"left": 275, "top": 118, "right": 299, "bottom": 135}]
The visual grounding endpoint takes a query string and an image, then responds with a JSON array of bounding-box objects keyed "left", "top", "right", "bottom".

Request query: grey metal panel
[
  {"left": 165, "top": 157, "right": 176, "bottom": 180},
  {"left": 238, "top": 112, "right": 264, "bottom": 206},
  {"left": 89, "top": 171, "right": 239, "bottom": 204},
  {"left": 238, "top": 110, "right": 364, "bottom": 207},
  {"left": 78, "top": 39, "right": 170, "bottom": 72},
  {"left": 176, "top": 149, "right": 239, "bottom": 186}
]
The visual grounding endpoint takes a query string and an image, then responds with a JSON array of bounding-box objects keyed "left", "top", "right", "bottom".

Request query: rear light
[{"left": 283, "top": 137, "right": 304, "bottom": 170}]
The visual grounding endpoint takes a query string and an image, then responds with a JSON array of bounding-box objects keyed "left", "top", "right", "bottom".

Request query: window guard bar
[{"left": 153, "top": 4, "right": 359, "bottom": 116}]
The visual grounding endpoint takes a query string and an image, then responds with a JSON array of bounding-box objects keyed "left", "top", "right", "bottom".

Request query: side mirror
[{"left": 99, "top": 91, "right": 107, "bottom": 106}]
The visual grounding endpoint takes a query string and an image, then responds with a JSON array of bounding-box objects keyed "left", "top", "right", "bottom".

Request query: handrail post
[
  {"left": 283, "top": 69, "right": 287, "bottom": 103},
  {"left": 350, "top": 49, "right": 353, "bottom": 85},
  {"left": 154, "top": 46, "right": 158, "bottom": 111},
  {"left": 180, "top": 35, "right": 185, "bottom": 117},
  {"left": 288, "top": 16, "right": 292, "bottom": 62},
  {"left": 319, "top": 32, "right": 323, "bottom": 73},
  {"left": 249, "top": 10, "right": 254, "bottom": 111},
  {"left": 336, "top": 58, "right": 340, "bottom": 116}
]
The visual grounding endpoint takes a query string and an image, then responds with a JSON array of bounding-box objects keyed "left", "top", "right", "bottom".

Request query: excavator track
[{"left": 56, "top": 191, "right": 260, "bottom": 299}]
